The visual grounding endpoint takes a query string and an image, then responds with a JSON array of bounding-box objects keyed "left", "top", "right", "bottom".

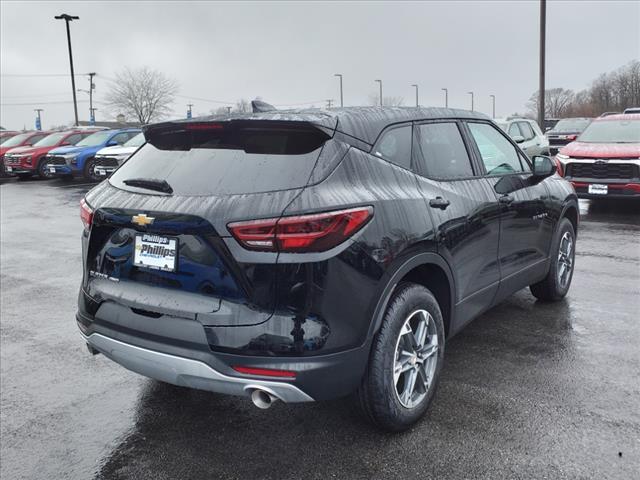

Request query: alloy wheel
[
  {"left": 557, "top": 231, "right": 574, "bottom": 289},
  {"left": 393, "top": 309, "right": 439, "bottom": 409}
]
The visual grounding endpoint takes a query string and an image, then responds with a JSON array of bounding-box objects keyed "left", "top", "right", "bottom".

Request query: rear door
[
  {"left": 465, "top": 121, "right": 553, "bottom": 300},
  {"left": 412, "top": 120, "right": 501, "bottom": 329}
]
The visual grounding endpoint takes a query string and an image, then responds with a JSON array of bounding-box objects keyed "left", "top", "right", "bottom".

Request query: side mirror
[
  {"left": 107, "top": 140, "right": 119, "bottom": 146},
  {"left": 512, "top": 135, "right": 525, "bottom": 144},
  {"left": 532, "top": 155, "right": 556, "bottom": 178},
  {"left": 61, "top": 141, "right": 71, "bottom": 146}
]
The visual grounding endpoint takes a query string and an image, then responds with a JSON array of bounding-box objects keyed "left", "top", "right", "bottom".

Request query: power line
[
  {"left": 1, "top": 73, "right": 93, "bottom": 77},
  {"left": 1, "top": 100, "right": 90, "bottom": 106}
]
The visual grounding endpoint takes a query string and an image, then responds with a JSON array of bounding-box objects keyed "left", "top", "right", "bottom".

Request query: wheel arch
[
  {"left": 561, "top": 201, "right": 579, "bottom": 236},
  {"left": 367, "top": 253, "right": 455, "bottom": 340}
]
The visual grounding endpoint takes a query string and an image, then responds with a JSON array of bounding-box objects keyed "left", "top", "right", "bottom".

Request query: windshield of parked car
[
  {"left": 33, "top": 132, "right": 67, "bottom": 147},
  {"left": 75, "top": 131, "right": 113, "bottom": 147},
  {"left": 552, "top": 118, "right": 591, "bottom": 132},
  {"left": 578, "top": 118, "right": 640, "bottom": 143},
  {"left": 1, "top": 133, "right": 31, "bottom": 147},
  {"left": 125, "top": 132, "right": 145, "bottom": 147}
]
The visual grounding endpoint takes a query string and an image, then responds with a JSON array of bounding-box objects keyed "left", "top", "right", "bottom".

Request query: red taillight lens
[
  {"left": 184, "top": 123, "right": 224, "bottom": 131},
  {"left": 228, "top": 206, "right": 373, "bottom": 253},
  {"left": 80, "top": 198, "right": 93, "bottom": 230},
  {"left": 232, "top": 366, "right": 297, "bottom": 378}
]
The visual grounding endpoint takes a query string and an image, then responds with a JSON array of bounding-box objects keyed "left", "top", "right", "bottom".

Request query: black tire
[
  {"left": 16, "top": 173, "right": 32, "bottom": 181},
  {"left": 83, "top": 158, "right": 98, "bottom": 181},
  {"left": 530, "top": 217, "right": 576, "bottom": 301},
  {"left": 37, "top": 157, "right": 53, "bottom": 179},
  {"left": 357, "top": 282, "right": 445, "bottom": 432}
]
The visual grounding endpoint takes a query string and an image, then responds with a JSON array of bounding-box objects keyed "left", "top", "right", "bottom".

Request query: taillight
[
  {"left": 80, "top": 198, "right": 93, "bottom": 230},
  {"left": 228, "top": 206, "right": 373, "bottom": 252},
  {"left": 232, "top": 366, "right": 296, "bottom": 378}
]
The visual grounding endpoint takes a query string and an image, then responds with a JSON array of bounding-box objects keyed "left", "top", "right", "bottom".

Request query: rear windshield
[
  {"left": 578, "top": 119, "right": 640, "bottom": 143},
  {"left": 552, "top": 118, "right": 591, "bottom": 132},
  {"left": 109, "top": 123, "right": 330, "bottom": 195}
]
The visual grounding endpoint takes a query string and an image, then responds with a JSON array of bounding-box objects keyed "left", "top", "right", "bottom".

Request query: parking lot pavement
[{"left": 1, "top": 177, "right": 638, "bottom": 480}]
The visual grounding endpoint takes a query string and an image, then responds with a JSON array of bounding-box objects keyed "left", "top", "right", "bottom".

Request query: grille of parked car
[
  {"left": 94, "top": 157, "right": 120, "bottom": 167},
  {"left": 47, "top": 156, "right": 67, "bottom": 166},
  {"left": 566, "top": 162, "right": 638, "bottom": 179}
]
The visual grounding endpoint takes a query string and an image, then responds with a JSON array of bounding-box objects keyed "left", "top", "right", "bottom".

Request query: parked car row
[{"left": 1, "top": 127, "right": 142, "bottom": 180}]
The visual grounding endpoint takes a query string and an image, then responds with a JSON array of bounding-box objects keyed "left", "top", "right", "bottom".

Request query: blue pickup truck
[{"left": 46, "top": 128, "right": 140, "bottom": 180}]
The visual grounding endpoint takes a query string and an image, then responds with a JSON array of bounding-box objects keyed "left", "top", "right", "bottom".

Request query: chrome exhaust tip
[{"left": 250, "top": 388, "right": 279, "bottom": 409}]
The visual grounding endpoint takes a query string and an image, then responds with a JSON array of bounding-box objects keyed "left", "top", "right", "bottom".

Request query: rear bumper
[
  {"left": 81, "top": 331, "right": 314, "bottom": 403},
  {"left": 76, "top": 305, "right": 371, "bottom": 402}
]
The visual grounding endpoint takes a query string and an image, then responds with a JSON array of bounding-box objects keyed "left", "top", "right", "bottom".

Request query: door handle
[
  {"left": 429, "top": 197, "right": 450, "bottom": 210},
  {"left": 499, "top": 195, "right": 514, "bottom": 205}
]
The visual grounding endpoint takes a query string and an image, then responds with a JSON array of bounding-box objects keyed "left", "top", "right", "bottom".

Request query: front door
[{"left": 464, "top": 121, "right": 554, "bottom": 301}]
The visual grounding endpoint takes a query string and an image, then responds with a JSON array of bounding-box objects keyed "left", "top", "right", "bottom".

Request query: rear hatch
[{"left": 83, "top": 120, "right": 342, "bottom": 325}]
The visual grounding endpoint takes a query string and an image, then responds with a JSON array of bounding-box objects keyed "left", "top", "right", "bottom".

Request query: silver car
[{"left": 495, "top": 117, "right": 549, "bottom": 157}]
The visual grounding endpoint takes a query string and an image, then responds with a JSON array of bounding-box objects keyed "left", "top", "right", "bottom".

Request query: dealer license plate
[
  {"left": 6, "top": 167, "right": 12, "bottom": 172},
  {"left": 134, "top": 234, "right": 178, "bottom": 272},
  {"left": 49, "top": 167, "right": 56, "bottom": 173},
  {"left": 588, "top": 184, "right": 608, "bottom": 195}
]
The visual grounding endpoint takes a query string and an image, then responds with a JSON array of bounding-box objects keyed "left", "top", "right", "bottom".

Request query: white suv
[{"left": 495, "top": 117, "right": 549, "bottom": 157}]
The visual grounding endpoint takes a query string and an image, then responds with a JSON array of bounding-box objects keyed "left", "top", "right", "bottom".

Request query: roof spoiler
[{"left": 252, "top": 100, "right": 277, "bottom": 113}]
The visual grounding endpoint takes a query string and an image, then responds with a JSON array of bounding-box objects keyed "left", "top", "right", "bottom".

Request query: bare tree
[
  {"left": 527, "top": 88, "right": 574, "bottom": 118},
  {"left": 105, "top": 67, "right": 179, "bottom": 124},
  {"left": 235, "top": 99, "right": 251, "bottom": 113},
  {"left": 368, "top": 92, "right": 405, "bottom": 107}
]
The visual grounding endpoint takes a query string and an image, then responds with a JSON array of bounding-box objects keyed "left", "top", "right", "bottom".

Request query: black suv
[{"left": 77, "top": 107, "right": 578, "bottom": 431}]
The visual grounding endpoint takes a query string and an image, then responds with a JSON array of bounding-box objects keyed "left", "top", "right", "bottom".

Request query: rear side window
[
  {"left": 373, "top": 125, "right": 412, "bottom": 170},
  {"left": 468, "top": 122, "right": 525, "bottom": 175},
  {"left": 415, "top": 122, "right": 474, "bottom": 178},
  {"left": 508, "top": 123, "right": 520, "bottom": 137},
  {"left": 110, "top": 122, "right": 331, "bottom": 196},
  {"left": 27, "top": 134, "right": 47, "bottom": 145},
  {"left": 65, "top": 134, "right": 83, "bottom": 145}
]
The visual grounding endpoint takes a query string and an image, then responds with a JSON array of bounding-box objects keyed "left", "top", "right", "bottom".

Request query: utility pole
[
  {"left": 54, "top": 13, "right": 80, "bottom": 126},
  {"left": 441, "top": 88, "right": 448, "bottom": 108},
  {"left": 226, "top": 106, "right": 232, "bottom": 114},
  {"left": 334, "top": 74, "right": 343, "bottom": 107},
  {"left": 375, "top": 79, "right": 383, "bottom": 106},
  {"left": 90, "top": 108, "right": 97, "bottom": 123},
  {"left": 411, "top": 84, "right": 419, "bottom": 107},
  {"left": 326, "top": 99, "right": 334, "bottom": 108},
  {"left": 34, "top": 109, "right": 43, "bottom": 130},
  {"left": 490, "top": 94, "right": 496, "bottom": 118},
  {"left": 538, "top": 0, "right": 547, "bottom": 130},
  {"left": 187, "top": 103, "right": 193, "bottom": 119},
  {"left": 467, "top": 91, "right": 474, "bottom": 111},
  {"left": 87, "top": 72, "right": 96, "bottom": 124}
]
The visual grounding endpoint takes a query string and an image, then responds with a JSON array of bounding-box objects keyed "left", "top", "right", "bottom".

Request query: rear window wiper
[{"left": 122, "top": 178, "right": 173, "bottom": 194}]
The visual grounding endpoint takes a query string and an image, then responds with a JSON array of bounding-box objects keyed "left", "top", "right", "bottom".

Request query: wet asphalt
[{"left": 1, "top": 177, "right": 639, "bottom": 480}]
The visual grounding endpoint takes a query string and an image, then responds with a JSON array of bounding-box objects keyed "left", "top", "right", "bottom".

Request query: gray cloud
[{"left": 1, "top": 0, "right": 638, "bottom": 130}]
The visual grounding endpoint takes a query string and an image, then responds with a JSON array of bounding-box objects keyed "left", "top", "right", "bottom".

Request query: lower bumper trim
[{"left": 82, "top": 332, "right": 314, "bottom": 403}]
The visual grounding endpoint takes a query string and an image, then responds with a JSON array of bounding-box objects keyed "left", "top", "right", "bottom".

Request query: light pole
[
  {"left": 87, "top": 72, "right": 96, "bottom": 123},
  {"left": 54, "top": 13, "right": 80, "bottom": 126},
  {"left": 375, "top": 79, "right": 383, "bottom": 106},
  {"left": 334, "top": 74, "right": 343, "bottom": 107},
  {"left": 489, "top": 94, "right": 496, "bottom": 118},
  {"left": 411, "top": 84, "right": 419, "bottom": 107},
  {"left": 441, "top": 88, "right": 448, "bottom": 108},
  {"left": 538, "top": 0, "right": 546, "bottom": 130},
  {"left": 34, "top": 109, "right": 43, "bottom": 130},
  {"left": 467, "top": 91, "right": 474, "bottom": 111},
  {"left": 90, "top": 108, "right": 97, "bottom": 123}
]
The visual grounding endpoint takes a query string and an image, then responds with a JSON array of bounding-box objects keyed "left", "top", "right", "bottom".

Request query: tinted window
[
  {"left": 26, "top": 134, "right": 47, "bottom": 145},
  {"left": 373, "top": 125, "right": 412, "bottom": 169},
  {"left": 468, "top": 122, "right": 524, "bottom": 175},
  {"left": 518, "top": 122, "right": 535, "bottom": 140},
  {"left": 112, "top": 133, "right": 131, "bottom": 145},
  {"left": 415, "top": 122, "right": 473, "bottom": 178},
  {"left": 65, "top": 134, "right": 84, "bottom": 145},
  {"left": 125, "top": 132, "right": 145, "bottom": 147}
]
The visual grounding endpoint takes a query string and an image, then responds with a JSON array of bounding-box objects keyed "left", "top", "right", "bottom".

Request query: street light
[
  {"left": 54, "top": 13, "right": 80, "bottom": 126},
  {"left": 467, "top": 91, "right": 474, "bottom": 111},
  {"left": 489, "top": 94, "right": 496, "bottom": 118},
  {"left": 334, "top": 74, "right": 343, "bottom": 107},
  {"left": 441, "top": 88, "right": 448, "bottom": 108},
  {"left": 411, "top": 84, "right": 419, "bottom": 107},
  {"left": 375, "top": 79, "right": 383, "bottom": 107}
]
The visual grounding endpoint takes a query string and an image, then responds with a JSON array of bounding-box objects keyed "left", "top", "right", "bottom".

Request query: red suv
[
  {"left": 555, "top": 114, "right": 640, "bottom": 199},
  {"left": 3, "top": 130, "right": 96, "bottom": 179},
  {"left": 1, "top": 131, "right": 51, "bottom": 178}
]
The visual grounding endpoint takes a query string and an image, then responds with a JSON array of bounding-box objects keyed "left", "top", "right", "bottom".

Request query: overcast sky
[{"left": 1, "top": 0, "right": 638, "bottom": 130}]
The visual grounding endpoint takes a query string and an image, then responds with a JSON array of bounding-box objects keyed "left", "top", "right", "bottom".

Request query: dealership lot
[{"left": 1, "top": 178, "right": 638, "bottom": 479}]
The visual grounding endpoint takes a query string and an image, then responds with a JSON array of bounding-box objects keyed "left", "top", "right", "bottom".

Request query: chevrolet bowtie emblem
[{"left": 131, "top": 213, "right": 155, "bottom": 226}]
